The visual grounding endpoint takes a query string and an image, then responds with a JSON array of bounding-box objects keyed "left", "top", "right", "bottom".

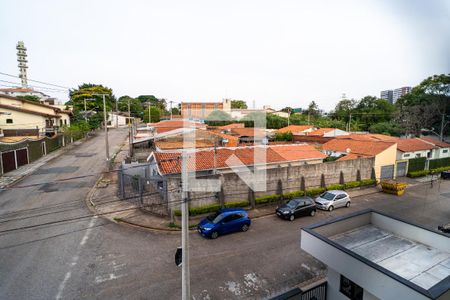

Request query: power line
[
  {"left": 0, "top": 71, "right": 71, "bottom": 89},
  {"left": 0, "top": 80, "right": 68, "bottom": 93}
]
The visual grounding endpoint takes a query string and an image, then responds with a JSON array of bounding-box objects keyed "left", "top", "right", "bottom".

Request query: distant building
[
  {"left": 381, "top": 87, "right": 411, "bottom": 104},
  {"left": 17, "top": 41, "right": 28, "bottom": 87},
  {"left": 393, "top": 86, "right": 412, "bottom": 103},
  {"left": 380, "top": 90, "right": 394, "bottom": 103},
  {"left": 181, "top": 99, "right": 231, "bottom": 120}
]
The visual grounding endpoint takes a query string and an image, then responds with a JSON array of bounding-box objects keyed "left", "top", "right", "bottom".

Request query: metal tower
[{"left": 16, "top": 41, "right": 28, "bottom": 87}]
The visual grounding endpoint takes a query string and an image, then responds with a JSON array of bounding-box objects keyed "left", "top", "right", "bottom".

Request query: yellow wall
[
  {"left": 373, "top": 143, "right": 397, "bottom": 180},
  {"left": 0, "top": 97, "right": 57, "bottom": 116},
  {"left": 0, "top": 107, "right": 47, "bottom": 131}
]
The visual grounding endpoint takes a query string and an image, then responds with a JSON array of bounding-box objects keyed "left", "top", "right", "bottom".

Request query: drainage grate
[
  {"left": 74, "top": 153, "right": 96, "bottom": 158},
  {"left": 34, "top": 166, "right": 80, "bottom": 174}
]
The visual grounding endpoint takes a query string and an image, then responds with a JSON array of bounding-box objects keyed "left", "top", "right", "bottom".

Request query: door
[
  {"left": 220, "top": 215, "right": 236, "bottom": 234},
  {"left": 335, "top": 194, "right": 347, "bottom": 207},
  {"left": 380, "top": 165, "right": 394, "bottom": 180},
  {"left": 16, "top": 148, "right": 29, "bottom": 167},
  {"left": 396, "top": 161, "right": 407, "bottom": 177},
  {"left": 1, "top": 151, "right": 16, "bottom": 173},
  {"left": 294, "top": 201, "right": 307, "bottom": 217}
]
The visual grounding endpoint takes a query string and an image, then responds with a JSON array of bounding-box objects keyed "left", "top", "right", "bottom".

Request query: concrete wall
[{"left": 165, "top": 157, "right": 375, "bottom": 209}]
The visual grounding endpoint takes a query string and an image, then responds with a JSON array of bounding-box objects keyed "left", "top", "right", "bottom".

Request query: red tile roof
[
  {"left": 0, "top": 88, "right": 35, "bottom": 93},
  {"left": 218, "top": 123, "right": 245, "bottom": 130},
  {"left": 151, "top": 120, "right": 206, "bottom": 133},
  {"left": 277, "top": 125, "right": 314, "bottom": 134},
  {"left": 308, "top": 128, "right": 336, "bottom": 136},
  {"left": 396, "top": 138, "right": 437, "bottom": 152},
  {"left": 336, "top": 153, "right": 372, "bottom": 161},
  {"left": 153, "top": 144, "right": 326, "bottom": 175},
  {"left": 322, "top": 139, "right": 395, "bottom": 156},
  {"left": 229, "top": 127, "right": 266, "bottom": 137},
  {"left": 418, "top": 137, "right": 450, "bottom": 148}
]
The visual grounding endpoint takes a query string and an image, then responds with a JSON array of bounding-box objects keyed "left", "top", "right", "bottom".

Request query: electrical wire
[{"left": 0, "top": 72, "right": 71, "bottom": 89}]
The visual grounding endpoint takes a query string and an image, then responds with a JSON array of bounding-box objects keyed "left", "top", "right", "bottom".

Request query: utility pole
[
  {"left": 93, "top": 94, "right": 110, "bottom": 168},
  {"left": 181, "top": 150, "right": 191, "bottom": 300},
  {"left": 440, "top": 113, "right": 445, "bottom": 142},
  {"left": 115, "top": 98, "right": 119, "bottom": 128},
  {"left": 148, "top": 101, "right": 151, "bottom": 124},
  {"left": 83, "top": 98, "right": 95, "bottom": 122}
]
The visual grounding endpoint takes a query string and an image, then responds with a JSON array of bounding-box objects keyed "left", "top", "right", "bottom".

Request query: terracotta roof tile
[
  {"left": 322, "top": 139, "right": 395, "bottom": 156},
  {"left": 418, "top": 137, "right": 450, "bottom": 148},
  {"left": 218, "top": 123, "right": 245, "bottom": 130},
  {"left": 229, "top": 128, "right": 266, "bottom": 137},
  {"left": 336, "top": 153, "right": 372, "bottom": 161},
  {"left": 153, "top": 144, "right": 326, "bottom": 175},
  {"left": 151, "top": 120, "right": 206, "bottom": 133},
  {"left": 396, "top": 138, "right": 437, "bottom": 152},
  {"left": 308, "top": 128, "right": 336, "bottom": 136}
]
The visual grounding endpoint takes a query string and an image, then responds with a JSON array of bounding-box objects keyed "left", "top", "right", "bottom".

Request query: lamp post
[
  {"left": 83, "top": 98, "right": 95, "bottom": 122},
  {"left": 93, "top": 94, "right": 110, "bottom": 168}
]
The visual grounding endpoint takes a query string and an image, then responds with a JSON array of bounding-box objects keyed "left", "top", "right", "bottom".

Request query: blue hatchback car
[{"left": 197, "top": 208, "right": 251, "bottom": 239}]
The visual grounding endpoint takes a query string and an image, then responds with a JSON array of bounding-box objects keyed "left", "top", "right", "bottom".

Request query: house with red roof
[
  {"left": 322, "top": 138, "right": 397, "bottom": 180},
  {"left": 148, "top": 144, "right": 327, "bottom": 176},
  {"left": 276, "top": 125, "right": 315, "bottom": 135},
  {"left": 418, "top": 136, "right": 450, "bottom": 159},
  {"left": 308, "top": 127, "right": 349, "bottom": 137}
]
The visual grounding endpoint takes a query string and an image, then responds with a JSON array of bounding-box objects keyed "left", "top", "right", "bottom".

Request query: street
[{"left": 1, "top": 130, "right": 450, "bottom": 299}]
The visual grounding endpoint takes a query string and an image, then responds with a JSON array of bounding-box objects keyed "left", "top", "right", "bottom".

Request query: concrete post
[
  {"left": 339, "top": 171, "right": 345, "bottom": 184},
  {"left": 248, "top": 188, "right": 255, "bottom": 209}
]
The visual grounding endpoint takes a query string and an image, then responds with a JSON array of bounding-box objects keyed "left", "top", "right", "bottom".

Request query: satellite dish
[{"left": 346, "top": 148, "right": 351, "bottom": 153}]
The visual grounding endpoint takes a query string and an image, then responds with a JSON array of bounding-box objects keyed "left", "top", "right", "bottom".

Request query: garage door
[
  {"left": 1, "top": 151, "right": 16, "bottom": 173},
  {"left": 396, "top": 161, "right": 407, "bottom": 177},
  {"left": 16, "top": 148, "right": 29, "bottom": 167},
  {"left": 380, "top": 165, "right": 394, "bottom": 180}
]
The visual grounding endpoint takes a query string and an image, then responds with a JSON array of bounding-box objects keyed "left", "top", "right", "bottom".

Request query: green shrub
[
  {"left": 407, "top": 170, "right": 430, "bottom": 178},
  {"left": 429, "top": 166, "right": 450, "bottom": 174},
  {"left": 360, "top": 179, "right": 376, "bottom": 186},
  {"left": 255, "top": 194, "right": 281, "bottom": 204},
  {"left": 224, "top": 200, "right": 250, "bottom": 208},
  {"left": 282, "top": 190, "right": 305, "bottom": 200},
  {"left": 326, "top": 184, "right": 345, "bottom": 190},
  {"left": 344, "top": 181, "right": 361, "bottom": 189},
  {"left": 305, "top": 187, "right": 326, "bottom": 196},
  {"left": 429, "top": 157, "right": 450, "bottom": 170},
  {"left": 408, "top": 157, "right": 427, "bottom": 172},
  {"left": 189, "top": 203, "right": 221, "bottom": 216}
]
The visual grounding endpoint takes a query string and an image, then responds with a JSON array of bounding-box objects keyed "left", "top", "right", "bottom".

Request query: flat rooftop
[
  {"left": 302, "top": 210, "right": 450, "bottom": 299},
  {"left": 330, "top": 224, "right": 450, "bottom": 290}
]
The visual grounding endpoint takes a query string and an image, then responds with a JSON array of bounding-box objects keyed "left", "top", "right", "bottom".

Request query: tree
[
  {"left": 304, "top": 101, "right": 320, "bottom": 118},
  {"left": 16, "top": 95, "right": 40, "bottom": 102},
  {"left": 118, "top": 96, "right": 143, "bottom": 117},
  {"left": 353, "top": 96, "right": 395, "bottom": 131},
  {"left": 143, "top": 107, "right": 161, "bottom": 123},
  {"left": 137, "top": 95, "right": 167, "bottom": 112},
  {"left": 205, "top": 110, "right": 233, "bottom": 126},
  {"left": 280, "top": 107, "right": 294, "bottom": 114},
  {"left": 395, "top": 103, "right": 440, "bottom": 136},
  {"left": 274, "top": 131, "right": 293, "bottom": 141},
  {"left": 230, "top": 100, "right": 247, "bottom": 109},
  {"left": 369, "top": 122, "right": 403, "bottom": 136},
  {"left": 171, "top": 107, "right": 180, "bottom": 115},
  {"left": 332, "top": 98, "right": 356, "bottom": 121},
  {"left": 69, "top": 83, "right": 115, "bottom": 113},
  {"left": 241, "top": 111, "right": 266, "bottom": 128}
]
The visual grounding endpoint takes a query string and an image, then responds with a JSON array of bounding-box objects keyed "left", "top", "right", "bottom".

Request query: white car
[{"left": 315, "top": 190, "right": 351, "bottom": 211}]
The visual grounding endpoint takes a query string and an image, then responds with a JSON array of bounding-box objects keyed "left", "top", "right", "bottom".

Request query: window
[
  {"left": 340, "top": 275, "right": 363, "bottom": 300},
  {"left": 222, "top": 215, "right": 234, "bottom": 223},
  {"left": 427, "top": 151, "right": 431, "bottom": 158},
  {"left": 403, "top": 153, "right": 410, "bottom": 158},
  {"left": 60, "top": 120, "right": 63, "bottom": 126},
  {"left": 416, "top": 153, "right": 421, "bottom": 158},
  {"left": 443, "top": 149, "right": 448, "bottom": 153},
  {"left": 64, "top": 119, "right": 67, "bottom": 125},
  {"left": 6, "top": 119, "right": 13, "bottom": 124}
]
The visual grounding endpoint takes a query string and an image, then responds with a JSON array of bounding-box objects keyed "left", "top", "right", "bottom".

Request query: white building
[
  {"left": 107, "top": 112, "right": 132, "bottom": 127},
  {"left": 301, "top": 210, "right": 450, "bottom": 300}
]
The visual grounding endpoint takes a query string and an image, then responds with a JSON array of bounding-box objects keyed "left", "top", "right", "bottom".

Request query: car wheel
[
  {"left": 242, "top": 224, "right": 249, "bottom": 232},
  {"left": 210, "top": 231, "right": 219, "bottom": 239},
  {"left": 328, "top": 205, "right": 334, "bottom": 212},
  {"left": 310, "top": 210, "right": 316, "bottom": 217},
  {"left": 346, "top": 202, "right": 351, "bottom": 208},
  {"left": 289, "top": 215, "right": 295, "bottom": 221}
]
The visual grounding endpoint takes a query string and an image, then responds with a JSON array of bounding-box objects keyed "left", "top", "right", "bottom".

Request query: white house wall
[
  {"left": 397, "top": 150, "right": 431, "bottom": 161},
  {"left": 323, "top": 129, "right": 350, "bottom": 137}
]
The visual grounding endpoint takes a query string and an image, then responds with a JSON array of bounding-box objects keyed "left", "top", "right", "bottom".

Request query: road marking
[
  {"left": 54, "top": 217, "right": 96, "bottom": 299},
  {"left": 95, "top": 273, "right": 124, "bottom": 284}
]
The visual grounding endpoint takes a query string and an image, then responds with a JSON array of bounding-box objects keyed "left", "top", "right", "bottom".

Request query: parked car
[
  {"left": 315, "top": 190, "right": 351, "bottom": 211},
  {"left": 438, "top": 223, "right": 450, "bottom": 234},
  {"left": 441, "top": 170, "right": 450, "bottom": 180},
  {"left": 197, "top": 208, "right": 251, "bottom": 239},
  {"left": 276, "top": 197, "right": 316, "bottom": 221}
]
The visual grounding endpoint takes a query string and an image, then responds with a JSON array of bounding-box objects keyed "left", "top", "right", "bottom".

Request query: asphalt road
[{"left": 1, "top": 131, "right": 450, "bottom": 299}]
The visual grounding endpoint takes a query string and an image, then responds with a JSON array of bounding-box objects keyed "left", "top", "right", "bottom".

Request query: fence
[
  {"left": 270, "top": 281, "right": 327, "bottom": 300},
  {"left": 429, "top": 157, "right": 450, "bottom": 170},
  {"left": 0, "top": 135, "right": 68, "bottom": 175},
  {"left": 118, "top": 164, "right": 169, "bottom": 216},
  {"left": 407, "top": 157, "right": 427, "bottom": 172}
]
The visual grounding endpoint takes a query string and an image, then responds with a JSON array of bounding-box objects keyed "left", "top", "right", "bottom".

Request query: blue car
[{"left": 197, "top": 208, "right": 251, "bottom": 239}]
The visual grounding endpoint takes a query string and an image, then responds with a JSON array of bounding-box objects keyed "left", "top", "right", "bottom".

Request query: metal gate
[
  {"left": 1, "top": 151, "right": 16, "bottom": 173},
  {"left": 396, "top": 161, "right": 407, "bottom": 177},
  {"left": 16, "top": 148, "right": 29, "bottom": 167},
  {"left": 270, "top": 281, "right": 327, "bottom": 300},
  {"left": 380, "top": 165, "right": 394, "bottom": 180}
]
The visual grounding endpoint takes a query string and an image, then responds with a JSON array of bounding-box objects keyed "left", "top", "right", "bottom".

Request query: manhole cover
[{"left": 35, "top": 166, "right": 79, "bottom": 174}]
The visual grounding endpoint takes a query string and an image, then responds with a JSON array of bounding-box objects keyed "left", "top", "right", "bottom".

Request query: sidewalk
[
  {"left": 87, "top": 171, "right": 387, "bottom": 233},
  {"left": 0, "top": 138, "right": 86, "bottom": 189}
]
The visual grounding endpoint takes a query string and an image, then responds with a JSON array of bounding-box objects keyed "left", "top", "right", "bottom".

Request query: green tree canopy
[
  {"left": 143, "top": 107, "right": 161, "bottom": 123},
  {"left": 69, "top": 83, "right": 115, "bottom": 112},
  {"left": 230, "top": 100, "right": 247, "bottom": 109},
  {"left": 16, "top": 95, "right": 40, "bottom": 102},
  {"left": 205, "top": 110, "right": 233, "bottom": 126}
]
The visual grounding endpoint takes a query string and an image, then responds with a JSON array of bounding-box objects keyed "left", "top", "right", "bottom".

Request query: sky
[{"left": 0, "top": 0, "right": 449, "bottom": 111}]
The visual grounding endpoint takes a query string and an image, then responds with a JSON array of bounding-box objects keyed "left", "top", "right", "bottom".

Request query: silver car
[{"left": 315, "top": 190, "right": 351, "bottom": 211}]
